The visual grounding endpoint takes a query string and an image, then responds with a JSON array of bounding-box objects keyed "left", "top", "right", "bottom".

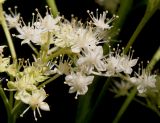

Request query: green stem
[
  {"left": 86, "top": 78, "right": 111, "bottom": 123},
  {"left": 38, "top": 74, "right": 60, "bottom": 88},
  {"left": 75, "top": 88, "right": 93, "bottom": 123},
  {"left": 40, "top": 32, "right": 51, "bottom": 62},
  {"left": 113, "top": 0, "right": 133, "bottom": 30},
  {"left": 123, "top": 13, "right": 151, "bottom": 54},
  {"left": 124, "top": 0, "right": 160, "bottom": 54},
  {"left": 12, "top": 101, "right": 25, "bottom": 119},
  {"left": 47, "top": 48, "right": 74, "bottom": 60},
  {"left": 112, "top": 87, "right": 137, "bottom": 123},
  {"left": 0, "top": 4, "right": 17, "bottom": 63},
  {"left": 76, "top": 92, "right": 93, "bottom": 123},
  {"left": 92, "top": 78, "right": 111, "bottom": 109},
  {"left": 134, "top": 98, "right": 160, "bottom": 117},
  {"left": 28, "top": 43, "right": 39, "bottom": 55},
  {"left": 8, "top": 114, "right": 16, "bottom": 123},
  {"left": 12, "top": 101, "right": 22, "bottom": 114},
  {"left": 9, "top": 76, "right": 15, "bottom": 109},
  {"left": 0, "top": 87, "right": 11, "bottom": 116},
  {"left": 105, "top": 0, "right": 133, "bottom": 39},
  {"left": 9, "top": 91, "right": 13, "bottom": 108},
  {"left": 146, "top": 98, "right": 160, "bottom": 117},
  {"left": 134, "top": 98, "right": 148, "bottom": 108},
  {"left": 46, "top": 0, "right": 58, "bottom": 17},
  {"left": 75, "top": 77, "right": 103, "bottom": 123},
  {"left": 147, "top": 47, "right": 160, "bottom": 71},
  {"left": 0, "top": 87, "right": 15, "bottom": 123}
]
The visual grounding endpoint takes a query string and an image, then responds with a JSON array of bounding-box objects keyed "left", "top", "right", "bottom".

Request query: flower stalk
[
  {"left": 124, "top": 0, "right": 160, "bottom": 54},
  {"left": 112, "top": 87, "right": 137, "bottom": 123},
  {"left": 84, "top": 78, "right": 111, "bottom": 123},
  {"left": 112, "top": 0, "right": 133, "bottom": 35},
  {"left": 0, "top": 86, "right": 14, "bottom": 123},
  {"left": 147, "top": 47, "right": 160, "bottom": 71},
  {"left": 0, "top": 4, "right": 17, "bottom": 63},
  {"left": 46, "top": 0, "right": 58, "bottom": 17},
  {"left": 38, "top": 74, "right": 60, "bottom": 88}
]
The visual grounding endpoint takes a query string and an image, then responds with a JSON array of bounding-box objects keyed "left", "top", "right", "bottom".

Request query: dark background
[{"left": 0, "top": 0, "right": 160, "bottom": 123}]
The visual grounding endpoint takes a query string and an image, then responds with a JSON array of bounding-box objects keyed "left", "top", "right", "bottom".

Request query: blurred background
[{"left": 0, "top": 0, "right": 160, "bottom": 123}]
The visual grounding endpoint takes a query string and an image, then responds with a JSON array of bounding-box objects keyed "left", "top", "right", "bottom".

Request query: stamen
[
  {"left": 33, "top": 109, "right": 38, "bottom": 121},
  {"left": 32, "top": 13, "right": 35, "bottom": 25},
  {"left": 8, "top": 7, "right": 14, "bottom": 16},
  {"left": 14, "top": 6, "right": 18, "bottom": 15},
  {"left": 20, "top": 106, "right": 30, "bottom": 117},
  {"left": 37, "top": 107, "right": 42, "bottom": 117}
]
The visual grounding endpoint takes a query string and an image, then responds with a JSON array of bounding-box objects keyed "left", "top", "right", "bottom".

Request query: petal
[
  {"left": 40, "top": 102, "right": 50, "bottom": 111},
  {"left": 69, "top": 86, "right": 76, "bottom": 93},
  {"left": 71, "top": 46, "right": 80, "bottom": 53},
  {"left": 18, "top": 91, "right": 31, "bottom": 104},
  {"left": 129, "top": 59, "right": 138, "bottom": 66},
  {"left": 130, "top": 77, "right": 138, "bottom": 84},
  {"left": 85, "top": 76, "right": 94, "bottom": 85},
  {"left": 77, "top": 57, "right": 87, "bottom": 65},
  {"left": 137, "top": 85, "right": 146, "bottom": 94}
]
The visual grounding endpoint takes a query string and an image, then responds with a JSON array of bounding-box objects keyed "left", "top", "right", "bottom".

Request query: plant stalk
[
  {"left": 0, "top": 4, "right": 17, "bottom": 63},
  {"left": 112, "top": 87, "right": 137, "bottom": 123},
  {"left": 46, "top": 0, "right": 58, "bottom": 17}
]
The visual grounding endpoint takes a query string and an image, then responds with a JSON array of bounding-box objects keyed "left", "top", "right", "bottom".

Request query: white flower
[
  {"left": 54, "top": 16, "right": 107, "bottom": 51},
  {"left": 5, "top": 7, "right": 20, "bottom": 29},
  {"left": 105, "top": 54, "right": 120, "bottom": 76},
  {"left": 64, "top": 72, "right": 94, "bottom": 99},
  {"left": 54, "top": 21, "right": 77, "bottom": 48},
  {"left": 87, "top": 9, "right": 118, "bottom": 30},
  {"left": 130, "top": 70, "right": 156, "bottom": 94},
  {"left": 105, "top": 50, "right": 138, "bottom": 76},
  {"left": 22, "top": 65, "right": 49, "bottom": 83},
  {"left": 44, "top": 55, "right": 72, "bottom": 75},
  {"left": 20, "top": 88, "right": 50, "bottom": 121},
  {"left": 54, "top": 18, "right": 99, "bottom": 50},
  {"left": 50, "top": 55, "right": 72, "bottom": 75},
  {"left": 35, "top": 9, "right": 61, "bottom": 32},
  {"left": 7, "top": 76, "right": 37, "bottom": 101},
  {"left": 14, "top": 8, "right": 60, "bottom": 45},
  {"left": 117, "top": 54, "right": 138, "bottom": 74},
  {"left": 77, "top": 46, "right": 106, "bottom": 74},
  {"left": 15, "top": 24, "right": 42, "bottom": 45},
  {"left": 71, "top": 27, "right": 98, "bottom": 53},
  {"left": 8, "top": 76, "right": 37, "bottom": 92},
  {"left": 42, "top": 14, "right": 60, "bottom": 31}
]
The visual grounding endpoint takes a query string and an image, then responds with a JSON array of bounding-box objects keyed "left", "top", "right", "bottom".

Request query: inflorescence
[{"left": 0, "top": 6, "right": 157, "bottom": 121}]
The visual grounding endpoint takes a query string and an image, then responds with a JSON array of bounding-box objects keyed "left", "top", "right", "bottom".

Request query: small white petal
[{"left": 39, "top": 102, "right": 50, "bottom": 111}]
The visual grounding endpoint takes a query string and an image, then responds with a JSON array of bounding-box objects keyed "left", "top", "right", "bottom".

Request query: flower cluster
[{"left": 1, "top": 6, "right": 158, "bottom": 121}]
